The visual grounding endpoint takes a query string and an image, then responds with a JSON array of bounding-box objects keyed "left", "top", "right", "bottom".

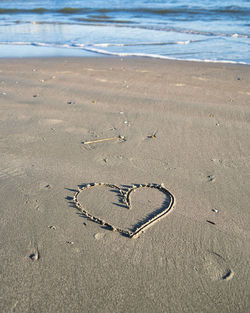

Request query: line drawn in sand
[{"left": 70, "top": 183, "right": 175, "bottom": 239}]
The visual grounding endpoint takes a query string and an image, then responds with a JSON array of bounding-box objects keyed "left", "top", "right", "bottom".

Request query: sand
[{"left": 0, "top": 57, "right": 249, "bottom": 313}]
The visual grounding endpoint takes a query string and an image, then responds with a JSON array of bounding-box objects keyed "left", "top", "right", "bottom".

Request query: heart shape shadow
[{"left": 72, "top": 183, "right": 175, "bottom": 238}]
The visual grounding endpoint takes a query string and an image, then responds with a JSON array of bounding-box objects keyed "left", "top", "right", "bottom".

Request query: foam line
[
  {"left": 0, "top": 41, "right": 248, "bottom": 65},
  {"left": 83, "top": 46, "right": 248, "bottom": 64}
]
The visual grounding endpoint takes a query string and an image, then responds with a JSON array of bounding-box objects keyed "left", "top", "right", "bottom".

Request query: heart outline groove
[{"left": 73, "top": 183, "right": 175, "bottom": 238}]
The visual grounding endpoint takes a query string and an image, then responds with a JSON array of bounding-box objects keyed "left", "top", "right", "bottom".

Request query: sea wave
[
  {"left": 0, "top": 6, "right": 250, "bottom": 16},
  {"left": 0, "top": 40, "right": 248, "bottom": 64},
  {"left": 75, "top": 18, "right": 133, "bottom": 24},
  {"left": 0, "top": 40, "right": 195, "bottom": 48},
  {"left": 2, "top": 18, "right": 249, "bottom": 39},
  {"left": 91, "top": 40, "right": 194, "bottom": 47},
  {"left": 83, "top": 46, "right": 247, "bottom": 64},
  {"left": 124, "top": 24, "right": 250, "bottom": 39}
]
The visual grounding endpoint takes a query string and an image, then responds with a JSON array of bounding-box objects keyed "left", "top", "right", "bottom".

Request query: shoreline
[
  {"left": 1, "top": 54, "right": 250, "bottom": 66},
  {"left": 1, "top": 57, "right": 249, "bottom": 313}
]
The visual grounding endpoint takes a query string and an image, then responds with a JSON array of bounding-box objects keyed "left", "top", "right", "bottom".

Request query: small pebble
[
  {"left": 212, "top": 208, "right": 219, "bottom": 213},
  {"left": 48, "top": 225, "right": 56, "bottom": 230},
  {"left": 29, "top": 252, "right": 39, "bottom": 261},
  {"left": 66, "top": 241, "right": 74, "bottom": 245}
]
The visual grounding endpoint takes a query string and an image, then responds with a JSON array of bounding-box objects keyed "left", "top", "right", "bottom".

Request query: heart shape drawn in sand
[{"left": 72, "top": 183, "right": 175, "bottom": 238}]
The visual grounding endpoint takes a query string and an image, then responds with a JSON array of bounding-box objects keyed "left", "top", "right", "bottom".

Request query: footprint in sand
[
  {"left": 211, "top": 159, "right": 223, "bottom": 166},
  {"left": 94, "top": 233, "right": 105, "bottom": 240},
  {"left": 39, "top": 182, "right": 52, "bottom": 190},
  {"left": 211, "top": 157, "right": 250, "bottom": 169},
  {"left": 96, "top": 154, "right": 127, "bottom": 167},
  {"left": 0, "top": 166, "right": 26, "bottom": 180},
  {"left": 201, "top": 252, "right": 234, "bottom": 281},
  {"left": 129, "top": 157, "right": 167, "bottom": 172},
  {"left": 43, "top": 184, "right": 52, "bottom": 190}
]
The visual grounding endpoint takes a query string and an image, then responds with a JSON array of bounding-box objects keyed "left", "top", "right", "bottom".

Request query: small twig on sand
[
  {"left": 82, "top": 135, "right": 125, "bottom": 145},
  {"left": 147, "top": 131, "right": 157, "bottom": 139}
]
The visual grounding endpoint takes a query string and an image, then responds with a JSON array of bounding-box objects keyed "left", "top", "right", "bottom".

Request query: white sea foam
[
  {"left": 93, "top": 43, "right": 125, "bottom": 47},
  {"left": 231, "top": 33, "right": 248, "bottom": 38},
  {"left": 91, "top": 40, "right": 192, "bottom": 47},
  {"left": 0, "top": 41, "right": 248, "bottom": 65},
  {"left": 83, "top": 46, "right": 248, "bottom": 64}
]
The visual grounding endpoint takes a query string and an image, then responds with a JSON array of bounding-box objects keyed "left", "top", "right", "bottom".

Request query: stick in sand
[{"left": 82, "top": 135, "right": 125, "bottom": 145}]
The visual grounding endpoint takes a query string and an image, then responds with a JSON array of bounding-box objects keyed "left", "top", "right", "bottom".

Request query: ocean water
[{"left": 0, "top": 0, "right": 249, "bottom": 63}]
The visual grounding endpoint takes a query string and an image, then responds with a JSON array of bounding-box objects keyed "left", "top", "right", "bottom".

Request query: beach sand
[{"left": 0, "top": 57, "right": 249, "bottom": 313}]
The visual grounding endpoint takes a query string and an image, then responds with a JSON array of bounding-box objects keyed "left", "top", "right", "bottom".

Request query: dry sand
[{"left": 0, "top": 57, "right": 249, "bottom": 313}]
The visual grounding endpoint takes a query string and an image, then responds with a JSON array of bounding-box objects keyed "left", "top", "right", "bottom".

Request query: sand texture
[{"left": 0, "top": 57, "right": 250, "bottom": 313}]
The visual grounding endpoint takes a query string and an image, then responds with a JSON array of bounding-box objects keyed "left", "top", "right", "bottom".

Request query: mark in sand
[
  {"left": 211, "top": 158, "right": 223, "bottom": 166},
  {"left": 0, "top": 166, "right": 25, "bottom": 179},
  {"left": 202, "top": 251, "right": 234, "bottom": 281},
  {"left": 71, "top": 183, "right": 175, "bottom": 239},
  {"left": 40, "top": 182, "right": 52, "bottom": 190},
  {"left": 222, "top": 269, "right": 234, "bottom": 281},
  {"left": 207, "top": 174, "right": 216, "bottom": 183},
  {"left": 94, "top": 232, "right": 105, "bottom": 240},
  {"left": 29, "top": 249, "right": 40, "bottom": 261},
  {"left": 206, "top": 220, "right": 216, "bottom": 225}
]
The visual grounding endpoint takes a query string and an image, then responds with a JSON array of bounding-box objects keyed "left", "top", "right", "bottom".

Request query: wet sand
[{"left": 0, "top": 57, "right": 250, "bottom": 313}]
